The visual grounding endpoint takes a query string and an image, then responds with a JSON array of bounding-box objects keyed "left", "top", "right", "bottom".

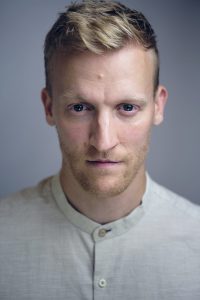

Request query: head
[
  {"left": 44, "top": 0, "right": 160, "bottom": 96},
  {"left": 42, "top": 0, "right": 167, "bottom": 199}
]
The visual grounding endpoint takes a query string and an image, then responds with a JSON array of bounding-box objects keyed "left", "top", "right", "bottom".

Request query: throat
[{"left": 60, "top": 168, "right": 146, "bottom": 224}]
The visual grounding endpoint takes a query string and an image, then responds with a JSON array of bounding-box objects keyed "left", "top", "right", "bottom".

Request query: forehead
[{"left": 50, "top": 45, "right": 156, "bottom": 100}]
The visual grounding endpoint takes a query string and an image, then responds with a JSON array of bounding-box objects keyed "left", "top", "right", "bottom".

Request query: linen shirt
[{"left": 0, "top": 174, "right": 200, "bottom": 300}]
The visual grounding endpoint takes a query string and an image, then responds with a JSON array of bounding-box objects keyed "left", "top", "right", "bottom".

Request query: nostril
[{"left": 89, "top": 132, "right": 118, "bottom": 152}]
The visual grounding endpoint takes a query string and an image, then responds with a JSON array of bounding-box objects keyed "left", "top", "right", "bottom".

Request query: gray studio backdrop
[{"left": 0, "top": 0, "right": 199, "bottom": 204}]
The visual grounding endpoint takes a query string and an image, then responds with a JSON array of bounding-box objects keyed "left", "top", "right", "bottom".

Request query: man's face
[{"left": 42, "top": 45, "right": 167, "bottom": 198}]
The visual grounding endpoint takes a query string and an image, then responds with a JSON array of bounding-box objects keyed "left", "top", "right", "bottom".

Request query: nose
[{"left": 89, "top": 111, "right": 119, "bottom": 152}]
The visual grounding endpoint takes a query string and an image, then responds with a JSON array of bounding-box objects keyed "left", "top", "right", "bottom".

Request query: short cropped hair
[{"left": 44, "top": 0, "right": 159, "bottom": 94}]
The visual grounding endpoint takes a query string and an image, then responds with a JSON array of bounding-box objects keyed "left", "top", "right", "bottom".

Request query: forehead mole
[{"left": 97, "top": 73, "right": 104, "bottom": 80}]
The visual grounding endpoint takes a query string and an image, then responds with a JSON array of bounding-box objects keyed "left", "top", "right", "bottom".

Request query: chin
[{"left": 77, "top": 174, "right": 133, "bottom": 198}]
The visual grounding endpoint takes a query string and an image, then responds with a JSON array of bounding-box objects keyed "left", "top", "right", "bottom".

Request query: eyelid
[
  {"left": 117, "top": 103, "right": 140, "bottom": 110},
  {"left": 65, "top": 101, "right": 142, "bottom": 114},
  {"left": 67, "top": 102, "right": 94, "bottom": 111}
]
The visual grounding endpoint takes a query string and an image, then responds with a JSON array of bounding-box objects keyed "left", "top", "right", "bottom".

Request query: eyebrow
[
  {"left": 120, "top": 96, "right": 148, "bottom": 106},
  {"left": 60, "top": 90, "right": 148, "bottom": 106}
]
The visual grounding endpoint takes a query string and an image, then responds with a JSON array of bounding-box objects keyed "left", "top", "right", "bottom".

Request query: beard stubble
[{"left": 59, "top": 138, "right": 149, "bottom": 199}]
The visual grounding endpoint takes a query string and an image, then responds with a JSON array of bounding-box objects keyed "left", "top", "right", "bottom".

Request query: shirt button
[
  {"left": 98, "top": 228, "right": 107, "bottom": 237},
  {"left": 98, "top": 278, "right": 107, "bottom": 288}
]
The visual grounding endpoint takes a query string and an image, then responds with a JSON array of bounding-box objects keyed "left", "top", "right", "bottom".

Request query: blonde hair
[{"left": 44, "top": 0, "right": 159, "bottom": 93}]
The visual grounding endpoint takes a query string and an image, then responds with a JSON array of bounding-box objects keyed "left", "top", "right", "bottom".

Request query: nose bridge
[{"left": 90, "top": 109, "right": 118, "bottom": 151}]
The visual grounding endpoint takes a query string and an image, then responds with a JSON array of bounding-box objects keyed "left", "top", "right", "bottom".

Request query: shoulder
[
  {"left": 0, "top": 176, "right": 56, "bottom": 218},
  {"left": 0, "top": 175, "right": 66, "bottom": 243},
  {"left": 145, "top": 174, "right": 200, "bottom": 225}
]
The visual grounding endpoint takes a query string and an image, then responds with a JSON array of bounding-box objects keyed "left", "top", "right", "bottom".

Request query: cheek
[
  {"left": 119, "top": 116, "right": 153, "bottom": 146},
  {"left": 56, "top": 120, "right": 89, "bottom": 147}
]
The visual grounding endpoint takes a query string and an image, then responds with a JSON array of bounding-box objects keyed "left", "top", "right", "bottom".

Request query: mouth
[{"left": 86, "top": 160, "right": 122, "bottom": 168}]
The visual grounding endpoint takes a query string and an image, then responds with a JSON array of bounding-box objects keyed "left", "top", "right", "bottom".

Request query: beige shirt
[{"left": 0, "top": 174, "right": 200, "bottom": 300}]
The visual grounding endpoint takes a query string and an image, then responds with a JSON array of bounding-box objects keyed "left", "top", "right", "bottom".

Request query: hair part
[{"left": 44, "top": 0, "right": 159, "bottom": 95}]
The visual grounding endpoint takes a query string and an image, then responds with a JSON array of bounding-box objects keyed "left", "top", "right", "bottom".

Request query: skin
[{"left": 42, "top": 45, "right": 168, "bottom": 224}]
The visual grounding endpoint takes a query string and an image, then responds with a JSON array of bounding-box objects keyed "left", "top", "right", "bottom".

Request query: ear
[
  {"left": 41, "top": 88, "right": 55, "bottom": 126},
  {"left": 153, "top": 85, "right": 168, "bottom": 125}
]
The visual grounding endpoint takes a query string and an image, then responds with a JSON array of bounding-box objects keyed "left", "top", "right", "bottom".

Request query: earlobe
[
  {"left": 153, "top": 85, "right": 168, "bottom": 126},
  {"left": 41, "top": 88, "right": 55, "bottom": 126}
]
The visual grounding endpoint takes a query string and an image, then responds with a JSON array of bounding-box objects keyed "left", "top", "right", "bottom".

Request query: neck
[{"left": 60, "top": 167, "right": 146, "bottom": 224}]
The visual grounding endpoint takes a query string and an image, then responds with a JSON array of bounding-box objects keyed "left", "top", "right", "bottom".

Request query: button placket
[{"left": 93, "top": 227, "right": 111, "bottom": 297}]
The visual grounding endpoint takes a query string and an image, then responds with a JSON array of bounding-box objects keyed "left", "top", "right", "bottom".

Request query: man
[{"left": 0, "top": 1, "right": 199, "bottom": 299}]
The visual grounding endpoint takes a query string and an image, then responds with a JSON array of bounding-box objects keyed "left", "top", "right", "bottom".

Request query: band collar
[{"left": 51, "top": 173, "right": 152, "bottom": 240}]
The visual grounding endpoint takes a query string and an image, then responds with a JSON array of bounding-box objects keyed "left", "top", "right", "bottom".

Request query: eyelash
[
  {"left": 117, "top": 103, "right": 139, "bottom": 114},
  {"left": 68, "top": 103, "right": 93, "bottom": 112},
  {"left": 66, "top": 103, "right": 140, "bottom": 116}
]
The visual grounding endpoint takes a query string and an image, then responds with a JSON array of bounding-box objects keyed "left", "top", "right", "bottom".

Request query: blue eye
[
  {"left": 117, "top": 103, "right": 139, "bottom": 116},
  {"left": 67, "top": 102, "right": 94, "bottom": 115},
  {"left": 122, "top": 104, "right": 135, "bottom": 111},
  {"left": 73, "top": 104, "right": 85, "bottom": 112}
]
